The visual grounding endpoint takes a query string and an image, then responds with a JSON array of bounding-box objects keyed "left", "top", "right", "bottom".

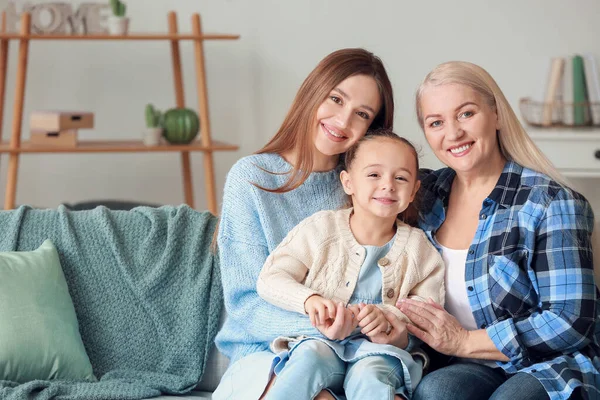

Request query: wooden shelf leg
[
  {"left": 181, "top": 153, "right": 193, "bottom": 207},
  {"left": 168, "top": 11, "right": 195, "bottom": 209},
  {"left": 0, "top": 11, "right": 11, "bottom": 144},
  {"left": 192, "top": 13, "right": 217, "bottom": 214},
  {"left": 5, "top": 13, "right": 30, "bottom": 210}
]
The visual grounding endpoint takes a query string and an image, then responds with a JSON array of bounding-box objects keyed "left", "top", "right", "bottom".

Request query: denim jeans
[
  {"left": 265, "top": 340, "right": 407, "bottom": 400},
  {"left": 412, "top": 362, "right": 549, "bottom": 400}
]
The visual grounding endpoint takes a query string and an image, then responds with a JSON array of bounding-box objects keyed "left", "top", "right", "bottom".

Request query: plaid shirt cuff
[{"left": 486, "top": 319, "right": 528, "bottom": 370}]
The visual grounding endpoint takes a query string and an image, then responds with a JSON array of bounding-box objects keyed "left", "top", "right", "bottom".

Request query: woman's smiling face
[{"left": 420, "top": 83, "right": 502, "bottom": 174}]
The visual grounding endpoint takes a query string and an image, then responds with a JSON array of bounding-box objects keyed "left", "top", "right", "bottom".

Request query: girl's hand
[
  {"left": 368, "top": 310, "right": 409, "bottom": 349},
  {"left": 315, "top": 302, "right": 358, "bottom": 340},
  {"left": 356, "top": 303, "right": 387, "bottom": 337},
  {"left": 304, "top": 295, "right": 337, "bottom": 326},
  {"left": 397, "top": 298, "right": 469, "bottom": 356}
]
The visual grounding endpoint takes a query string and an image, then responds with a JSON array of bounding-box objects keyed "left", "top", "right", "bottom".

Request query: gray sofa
[
  {"left": 0, "top": 205, "right": 230, "bottom": 399},
  {"left": 4, "top": 202, "right": 595, "bottom": 400}
]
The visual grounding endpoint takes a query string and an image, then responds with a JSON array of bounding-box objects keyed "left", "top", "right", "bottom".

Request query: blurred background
[{"left": 0, "top": 0, "right": 599, "bottom": 213}]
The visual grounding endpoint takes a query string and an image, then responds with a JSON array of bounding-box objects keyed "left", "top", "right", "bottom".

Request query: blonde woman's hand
[
  {"left": 314, "top": 302, "right": 359, "bottom": 340},
  {"left": 397, "top": 298, "right": 468, "bottom": 356}
]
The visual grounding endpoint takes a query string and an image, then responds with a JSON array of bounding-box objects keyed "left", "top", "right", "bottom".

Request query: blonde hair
[
  {"left": 415, "top": 61, "right": 569, "bottom": 187},
  {"left": 256, "top": 48, "right": 394, "bottom": 193}
]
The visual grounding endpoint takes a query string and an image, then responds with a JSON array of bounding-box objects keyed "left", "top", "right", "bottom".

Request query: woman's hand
[
  {"left": 397, "top": 298, "right": 469, "bottom": 356},
  {"left": 367, "top": 308, "right": 409, "bottom": 349},
  {"left": 314, "top": 302, "right": 359, "bottom": 340}
]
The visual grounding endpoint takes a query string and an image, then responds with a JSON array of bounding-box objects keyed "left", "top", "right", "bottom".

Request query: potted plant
[
  {"left": 161, "top": 108, "right": 200, "bottom": 144},
  {"left": 107, "top": 0, "right": 129, "bottom": 35},
  {"left": 143, "top": 104, "right": 163, "bottom": 146}
]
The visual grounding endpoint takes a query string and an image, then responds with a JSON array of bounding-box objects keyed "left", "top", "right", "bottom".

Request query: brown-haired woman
[{"left": 212, "top": 48, "right": 395, "bottom": 399}]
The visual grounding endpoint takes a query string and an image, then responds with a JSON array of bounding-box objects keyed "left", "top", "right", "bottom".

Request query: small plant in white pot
[
  {"left": 107, "top": 0, "right": 129, "bottom": 35},
  {"left": 143, "top": 104, "right": 163, "bottom": 146}
]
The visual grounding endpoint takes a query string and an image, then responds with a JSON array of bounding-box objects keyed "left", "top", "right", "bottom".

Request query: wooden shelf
[
  {"left": 0, "top": 33, "right": 240, "bottom": 41},
  {"left": 0, "top": 140, "right": 239, "bottom": 153},
  {"left": 0, "top": 10, "right": 240, "bottom": 213}
]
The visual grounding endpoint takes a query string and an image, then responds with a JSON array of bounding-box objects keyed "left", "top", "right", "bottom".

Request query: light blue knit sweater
[{"left": 216, "top": 153, "right": 347, "bottom": 363}]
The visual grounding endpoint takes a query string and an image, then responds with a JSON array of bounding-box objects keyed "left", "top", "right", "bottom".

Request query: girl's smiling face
[{"left": 341, "top": 137, "right": 420, "bottom": 222}]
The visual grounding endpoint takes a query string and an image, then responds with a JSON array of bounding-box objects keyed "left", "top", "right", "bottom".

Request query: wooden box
[
  {"left": 30, "top": 129, "right": 78, "bottom": 147},
  {"left": 30, "top": 110, "right": 94, "bottom": 131}
]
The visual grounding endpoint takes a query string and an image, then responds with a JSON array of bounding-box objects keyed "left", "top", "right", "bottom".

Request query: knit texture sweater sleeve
[
  {"left": 218, "top": 158, "right": 314, "bottom": 340},
  {"left": 406, "top": 229, "right": 446, "bottom": 307},
  {"left": 216, "top": 155, "right": 346, "bottom": 361},
  {"left": 257, "top": 211, "right": 333, "bottom": 314}
]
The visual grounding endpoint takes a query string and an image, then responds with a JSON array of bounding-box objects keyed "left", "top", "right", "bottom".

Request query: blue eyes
[{"left": 428, "top": 110, "right": 474, "bottom": 128}]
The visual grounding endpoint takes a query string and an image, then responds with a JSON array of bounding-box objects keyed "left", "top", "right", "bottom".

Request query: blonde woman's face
[
  {"left": 313, "top": 74, "right": 382, "bottom": 158},
  {"left": 420, "top": 83, "right": 502, "bottom": 175}
]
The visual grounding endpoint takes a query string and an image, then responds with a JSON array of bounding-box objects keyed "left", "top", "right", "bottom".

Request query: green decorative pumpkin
[{"left": 161, "top": 108, "right": 200, "bottom": 144}]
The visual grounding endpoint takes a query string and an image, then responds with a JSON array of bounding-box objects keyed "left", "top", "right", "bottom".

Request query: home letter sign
[{"left": 3, "top": 1, "right": 109, "bottom": 34}]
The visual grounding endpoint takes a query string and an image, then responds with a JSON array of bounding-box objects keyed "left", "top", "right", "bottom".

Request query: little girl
[{"left": 257, "top": 129, "right": 446, "bottom": 400}]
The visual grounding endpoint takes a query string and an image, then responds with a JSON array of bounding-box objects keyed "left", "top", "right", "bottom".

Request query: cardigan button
[
  {"left": 386, "top": 289, "right": 395, "bottom": 299},
  {"left": 379, "top": 257, "right": 390, "bottom": 266}
]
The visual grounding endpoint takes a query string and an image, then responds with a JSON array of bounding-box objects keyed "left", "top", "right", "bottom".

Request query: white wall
[{"left": 1, "top": 0, "right": 599, "bottom": 212}]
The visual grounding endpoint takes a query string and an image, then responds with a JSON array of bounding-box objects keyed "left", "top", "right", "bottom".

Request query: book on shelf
[
  {"left": 541, "top": 57, "right": 565, "bottom": 126},
  {"left": 562, "top": 57, "right": 574, "bottom": 125},
  {"left": 572, "top": 55, "right": 590, "bottom": 125},
  {"left": 583, "top": 53, "right": 600, "bottom": 125},
  {"left": 534, "top": 54, "right": 600, "bottom": 126}
]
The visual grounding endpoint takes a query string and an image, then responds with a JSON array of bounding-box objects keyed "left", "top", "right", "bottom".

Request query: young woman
[
  {"left": 212, "top": 48, "right": 396, "bottom": 400},
  {"left": 399, "top": 61, "right": 600, "bottom": 400}
]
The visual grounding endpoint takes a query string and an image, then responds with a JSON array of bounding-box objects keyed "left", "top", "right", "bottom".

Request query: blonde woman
[
  {"left": 212, "top": 48, "right": 399, "bottom": 400},
  {"left": 397, "top": 61, "right": 600, "bottom": 400}
]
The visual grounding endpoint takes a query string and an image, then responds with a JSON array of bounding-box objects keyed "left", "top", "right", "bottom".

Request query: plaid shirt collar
[{"left": 431, "top": 159, "right": 522, "bottom": 209}]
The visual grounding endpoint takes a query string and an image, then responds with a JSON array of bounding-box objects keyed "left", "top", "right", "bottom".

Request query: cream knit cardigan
[{"left": 257, "top": 208, "right": 446, "bottom": 324}]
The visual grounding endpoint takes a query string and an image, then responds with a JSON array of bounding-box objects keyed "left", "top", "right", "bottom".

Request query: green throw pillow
[{"left": 0, "top": 239, "right": 96, "bottom": 383}]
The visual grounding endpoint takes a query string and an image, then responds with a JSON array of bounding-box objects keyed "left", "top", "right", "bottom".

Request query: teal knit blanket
[{"left": 0, "top": 205, "right": 222, "bottom": 400}]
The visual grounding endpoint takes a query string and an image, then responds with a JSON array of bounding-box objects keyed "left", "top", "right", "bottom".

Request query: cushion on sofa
[{"left": 0, "top": 239, "right": 95, "bottom": 383}]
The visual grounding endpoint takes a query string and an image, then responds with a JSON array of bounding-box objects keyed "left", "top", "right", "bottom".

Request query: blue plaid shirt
[{"left": 419, "top": 160, "right": 600, "bottom": 400}]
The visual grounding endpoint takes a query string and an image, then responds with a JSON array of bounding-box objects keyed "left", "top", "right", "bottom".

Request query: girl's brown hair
[
  {"left": 342, "top": 128, "right": 421, "bottom": 227},
  {"left": 256, "top": 48, "right": 394, "bottom": 193}
]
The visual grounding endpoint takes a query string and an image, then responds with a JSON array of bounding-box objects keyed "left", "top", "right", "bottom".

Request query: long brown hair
[
  {"left": 342, "top": 128, "right": 422, "bottom": 227},
  {"left": 256, "top": 48, "right": 394, "bottom": 193}
]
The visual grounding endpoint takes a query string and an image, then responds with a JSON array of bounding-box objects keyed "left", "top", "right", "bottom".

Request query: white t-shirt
[
  {"left": 436, "top": 238, "right": 499, "bottom": 368},
  {"left": 436, "top": 241, "right": 478, "bottom": 331}
]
